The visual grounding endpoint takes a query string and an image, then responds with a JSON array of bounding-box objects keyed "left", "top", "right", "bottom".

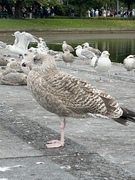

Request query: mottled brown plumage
[
  {"left": 62, "top": 41, "right": 74, "bottom": 53},
  {"left": 62, "top": 49, "right": 76, "bottom": 67},
  {"left": 0, "top": 68, "right": 27, "bottom": 85},
  {"left": 22, "top": 53, "right": 135, "bottom": 148}
]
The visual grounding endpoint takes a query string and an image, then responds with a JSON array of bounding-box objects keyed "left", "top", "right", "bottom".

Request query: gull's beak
[{"left": 22, "top": 61, "right": 32, "bottom": 71}]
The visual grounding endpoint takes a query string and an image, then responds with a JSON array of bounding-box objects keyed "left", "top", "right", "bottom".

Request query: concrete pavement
[{"left": 0, "top": 59, "right": 135, "bottom": 179}]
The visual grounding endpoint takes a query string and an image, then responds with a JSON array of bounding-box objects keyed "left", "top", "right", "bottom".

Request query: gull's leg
[
  {"left": 46, "top": 118, "right": 66, "bottom": 148},
  {"left": 97, "top": 74, "right": 104, "bottom": 82},
  {"left": 108, "top": 71, "right": 113, "bottom": 82},
  {"left": 128, "top": 70, "right": 135, "bottom": 76}
]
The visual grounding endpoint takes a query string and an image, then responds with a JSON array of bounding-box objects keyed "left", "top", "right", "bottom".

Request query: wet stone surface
[{"left": 0, "top": 104, "right": 134, "bottom": 180}]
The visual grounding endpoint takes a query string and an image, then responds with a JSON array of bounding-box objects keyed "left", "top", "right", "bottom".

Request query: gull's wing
[
  {"left": 0, "top": 41, "right": 7, "bottom": 48},
  {"left": 94, "top": 57, "right": 99, "bottom": 68},
  {"left": 28, "top": 69, "right": 122, "bottom": 118},
  {"left": 62, "top": 43, "right": 74, "bottom": 52},
  {"left": 87, "top": 47, "right": 101, "bottom": 57},
  {"left": 81, "top": 49, "right": 95, "bottom": 59},
  {"left": 13, "top": 31, "right": 21, "bottom": 45},
  {"left": 22, "top": 32, "right": 39, "bottom": 43},
  {"left": 14, "top": 32, "right": 38, "bottom": 51}
]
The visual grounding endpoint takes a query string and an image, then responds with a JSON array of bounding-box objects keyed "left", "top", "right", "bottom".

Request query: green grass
[{"left": 0, "top": 17, "right": 135, "bottom": 29}]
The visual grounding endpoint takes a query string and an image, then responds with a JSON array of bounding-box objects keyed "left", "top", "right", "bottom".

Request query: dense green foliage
[
  {"left": 0, "top": 0, "right": 135, "bottom": 18},
  {"left": 120, "top": 0, "right": 135, "bottom": 9}
]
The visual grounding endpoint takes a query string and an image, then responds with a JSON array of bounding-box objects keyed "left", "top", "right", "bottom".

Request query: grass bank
[{"left": 0, "top": 17, "right": 135, "bottom": 29}]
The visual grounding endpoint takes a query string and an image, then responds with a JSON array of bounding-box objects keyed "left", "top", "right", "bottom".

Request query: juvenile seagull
[
  {"left": 0, "top": 68, "right": 27, "bottom": 85},
  {"left": 21, "top": 48, "right": 37, "bottom": 74},
  {"left": 62, "top": 49, "right": 76, "bottom": 67},
  {"left": 94, "top": 51, "right": 112, "bottom": 82},
  {"left": 82, "top": 42, "right": 101, "bottom": 57},
  {"left": 22, "top": 53, "right": 135, "bottom": 148},
  {"left": 37, "top": 37, "right": 49, "bottom": 52},
  {"left": 6, "top": 58, "right": 22, "bottom": 72},
  {"left": 123, "top": 55, "right": 135, "bottom": 72},
  {"left": 62, "top": 41, "right": 74, "bottom": 52}
]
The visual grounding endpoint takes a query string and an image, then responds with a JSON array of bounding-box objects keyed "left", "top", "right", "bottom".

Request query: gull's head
[
  {"left": 63, "top": 41, "right": 67, "bottom": 44},
  {"left": 8, "top": 57, "right": 16, "bottom": 62},
  {"left": 21, "top": 53, "right": 56, "bottom": 73},
  {"left": 75, "top": 45, "right": 82, "bottom": 50},
  {"left": 123, "top": 54, "right": 135, "bottom": 64},
  {"left": 125, "top": 55, "right": 135, "bottom": 59},
  {"left": 82, "top": 42, "right": 89, "bottom": 48},
  {"left": 22, "top": 54, "right": 43, "bottom": 68},
  {"left": 39, "top": 37, "right": 44, "bottom": 42},
  {"left": 101, "top": 51, "right": 110, "bottom": 57},
  {"left": 123, "top": 54, "right": 135, "bottom": 71}
]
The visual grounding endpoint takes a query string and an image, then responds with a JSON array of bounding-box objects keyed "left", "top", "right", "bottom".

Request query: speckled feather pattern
[{"left": 27, "top": 54, "right": 123, "bottom": 119}]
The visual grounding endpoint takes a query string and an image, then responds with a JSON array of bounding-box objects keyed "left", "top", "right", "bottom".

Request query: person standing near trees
[
  {"left": 87, "top": 9, "right": 90, "bottom": 17},
  {"left": 71, "top": 8, "right": 75, "bottom": 17},
  {"left": 33, "top": 6, "right": 38, "bottom": 18},
  {"left": 95, "top": 9, "right": 99, "bottom": 16},
  {"left": 29, "top": 6, "right": 33, "bottom": 19},
  {"left": 51, "top": 6, "right": 55, "bottom": 16},
  {"left": 12, "top": 6, "right": 15, "bottom": 17},
  {"left": 21, "top": 7, "right": 27, "bottom": 18},
  {"left": 40, "top": 6, "right": 44, "bottom": 18},
  {"left": 91, "top": 8, "right": 95, "bottom": 17}
]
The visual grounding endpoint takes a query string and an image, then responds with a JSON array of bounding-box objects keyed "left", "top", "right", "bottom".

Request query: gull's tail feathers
[{"left": 113, "top": 107, "right": 135, "bottom": 126}]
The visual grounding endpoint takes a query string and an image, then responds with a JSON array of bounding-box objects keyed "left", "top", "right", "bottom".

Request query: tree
[
  {"left": 1, "top": 0, "right": 135, "bottom": 18},
  {"left": 120, "top": 0, "right": 135, "bottom": 10},
  {"left": 10, "top": 0, "right": 41, "bottom": 18},
  {"left": 0, "top": 0, "right": 33, "bottom": 17},
  {"left": 64, "top": 0, "right": 117, "bottom": 17},
  {"left": 0, "top": 0, "right": 61, "bottom": 18},
  {"left": 14, "top": 0, "right": 24, "bottom": 18}
]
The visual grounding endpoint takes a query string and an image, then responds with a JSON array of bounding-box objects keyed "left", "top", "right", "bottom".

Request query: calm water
[
  {"left": 0, "top": 31, "right": 135, "bottom": 63},
  {"left": 48, "top": 38, "right": 135, "bottom": 64}
]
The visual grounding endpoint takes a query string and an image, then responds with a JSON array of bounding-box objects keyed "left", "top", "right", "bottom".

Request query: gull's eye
[
  {"left": 33, "top": 57, "right": 41, "bottom": 64},
  {"left": 33, "top": 57, "right": 37, "bottom": 62}
]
